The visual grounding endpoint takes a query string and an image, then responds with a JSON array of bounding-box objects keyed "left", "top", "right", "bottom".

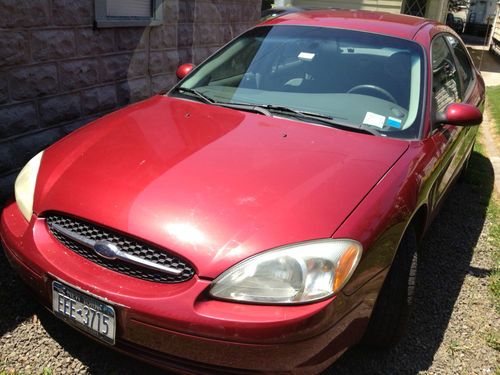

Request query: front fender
[{"left": 333, "top": 142, "right": 427, "bottom": 297}]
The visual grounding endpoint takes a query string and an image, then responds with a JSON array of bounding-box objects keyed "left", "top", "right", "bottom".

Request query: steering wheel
[{"left": 347, "top": 84, "right": 397, "bottom": 104}]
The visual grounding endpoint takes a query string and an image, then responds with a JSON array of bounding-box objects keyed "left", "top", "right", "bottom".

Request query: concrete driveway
[{"left": 463, "top": 34, "right": 500, "bottom": 87}]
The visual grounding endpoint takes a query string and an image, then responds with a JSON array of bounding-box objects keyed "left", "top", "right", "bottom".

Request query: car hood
[{"left": 35, "top": 96, "right": 409, "bottom": 278}]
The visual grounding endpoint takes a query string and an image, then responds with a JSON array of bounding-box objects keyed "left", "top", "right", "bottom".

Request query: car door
[
  {"left": 443, "top": 34, "right": 482, "bottom": 158},
  {"left": 428, "top": 34, "right": 476, "bottom": 212}
]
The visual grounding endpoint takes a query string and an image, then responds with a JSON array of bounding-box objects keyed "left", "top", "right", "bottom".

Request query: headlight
[
  {"left": 15, "top": 151, "right": 44, "bottom": 221},
  {"left": 209, "top": 239, "right": 362, "bottom": 304}
]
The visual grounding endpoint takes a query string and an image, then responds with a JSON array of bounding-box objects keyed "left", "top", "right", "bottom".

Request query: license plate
[{"left": 52, "top": 281, "right": 116, "bottom": 345}]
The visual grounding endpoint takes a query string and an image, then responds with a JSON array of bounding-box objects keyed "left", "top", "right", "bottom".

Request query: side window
[
  {"left": 432, "top": 36, "right": 462, "bottom": 113},
  {"left": 445, "top": 35, "right": 474, "bottom": 93}
]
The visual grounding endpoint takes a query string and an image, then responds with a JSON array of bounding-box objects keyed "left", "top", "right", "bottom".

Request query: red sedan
[{"left": 0, "top": 10, "right": 484, "bottom": 374}]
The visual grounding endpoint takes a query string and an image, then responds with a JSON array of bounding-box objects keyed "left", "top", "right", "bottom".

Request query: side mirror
[
  {"left": 435, "top": 103, "right": 483, "bottom": 127},
  {"left": 176, "top": 63, "right": 194, "bottom": 80}
]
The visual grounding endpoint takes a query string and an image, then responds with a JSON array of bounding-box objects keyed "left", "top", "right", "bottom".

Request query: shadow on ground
[
  {"left": 38, "top": 309, "right": 165, "bottom": 374},
  {"left": 461, "top": 34, "right": 490, "bottom": 47},
  {"left": 0, "top": 250, "right": 39, "bottom": 335},
  {"left": 0, "top": 256, "right": 164, "bottom": 374},
  {"left": 325, "top": 150, "right": 495, "bottom": 374},
  {"left": 462, "top": 33, "right": 500, "bottom": 79},
  {"left": 0, "top": 151, "right": 494, "bottom": 374},
  {"left": 468, "top": 48, "right": 500, "bottom": 75}
]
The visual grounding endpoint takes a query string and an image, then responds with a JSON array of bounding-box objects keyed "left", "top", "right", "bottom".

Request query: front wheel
[{"left": 362, "top": 226, "right": 418, "bottom": 347}]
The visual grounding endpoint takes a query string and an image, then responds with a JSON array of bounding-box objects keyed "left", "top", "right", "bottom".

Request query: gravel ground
[{"left": 0, "top": 151, "right": 498, "bottom": 374}]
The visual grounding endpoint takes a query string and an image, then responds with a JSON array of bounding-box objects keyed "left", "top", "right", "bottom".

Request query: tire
[{"left": 362, "top": 226, "right": 418, "bottom": 347}]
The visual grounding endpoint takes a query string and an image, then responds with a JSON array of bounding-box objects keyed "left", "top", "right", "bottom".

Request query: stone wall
[{"left": 0, "top": 0, "right": 260, "bottom": 202}]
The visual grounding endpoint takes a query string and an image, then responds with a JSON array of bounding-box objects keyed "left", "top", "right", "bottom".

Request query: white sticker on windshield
[
  {"left": 298, "top": 52, "right": 315, "bottom": 61},
  {"left": 363, "top": 112, "right": 386, "bottom": 128}
]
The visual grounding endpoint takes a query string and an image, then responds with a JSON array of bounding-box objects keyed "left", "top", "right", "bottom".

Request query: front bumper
[{"left": 1, "top": 202, "right": 370, "bottom": 374}]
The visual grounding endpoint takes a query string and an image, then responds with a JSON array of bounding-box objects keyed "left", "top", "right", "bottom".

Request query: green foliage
[{"left": 487, "top": 86, "right": 500, "bottom": 135}]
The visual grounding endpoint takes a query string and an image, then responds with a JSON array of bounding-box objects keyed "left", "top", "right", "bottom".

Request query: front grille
[{"left": 45, "top": 214, "right": 195, "bottom": 283}]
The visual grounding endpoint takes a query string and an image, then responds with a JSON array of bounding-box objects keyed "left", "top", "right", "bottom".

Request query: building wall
[
  {"left": 0, "top": 0, "right": 260, "bottom": 201},
  {"left": 425, "top": 0, "right": 449, "bottom": 22},
  {"left": 289, "top": 0, "right": 403, "bottom": 13},
  {"left": 290, "top": 0, "right": 450, "bottom": 21}
]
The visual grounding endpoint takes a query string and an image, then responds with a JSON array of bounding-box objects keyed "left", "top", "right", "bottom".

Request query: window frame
[
  {"left": 442, "top": 33, "right": 475, "bottom": 100},
  {"left": 430, "top": 34, "right": 464, "bottom": 120},
  {"left": 95, "top": 0, "right": 164, "bottom": 28}
]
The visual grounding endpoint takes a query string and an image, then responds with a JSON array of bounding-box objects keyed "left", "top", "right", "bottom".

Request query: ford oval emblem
[{"left": 93, "top": 240, "right": 121, "bottom": 260}]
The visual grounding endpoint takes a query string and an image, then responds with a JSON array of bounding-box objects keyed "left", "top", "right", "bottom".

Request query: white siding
[
  {"left": 492, "top": 3, "right": 500, "bottom": 54},
  {"left": 495, "top": 26, "right": 500, "bottom": 44},
  {"left": 290, "top": 0, "right": 403, "bottom": 14}
]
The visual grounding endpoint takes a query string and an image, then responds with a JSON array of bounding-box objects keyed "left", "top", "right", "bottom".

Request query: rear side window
[
  {"left": 432, "top": 36, "right": 462, "bottom": 113},
  {"left": 445, "top": 35, "right": 474, "bottom": 93}
]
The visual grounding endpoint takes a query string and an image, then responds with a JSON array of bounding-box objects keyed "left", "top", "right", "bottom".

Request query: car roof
[{"left": 260, "top": 9, "right": 439, "bottom": 40}]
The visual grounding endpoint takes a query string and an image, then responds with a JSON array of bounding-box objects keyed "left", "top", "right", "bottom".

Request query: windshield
[{"left": 172, "top": 25, "right": 425, "bottom": 139}]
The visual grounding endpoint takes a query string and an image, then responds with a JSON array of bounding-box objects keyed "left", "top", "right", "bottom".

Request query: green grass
[
  {"left": 484, "top": 92, "right": 500, "bottom": 315},
  {"left": 0, "top": 370, "right": 51, "bottom": 375},
  {"left": 466, "top": 143, "right": 500, "bottom": 307},
  {"left": 482, "top": 89, "right": 500, "bottom": 351},
  {"left": 460, "top": 88, "right": 500, "bottom": 352},
  {"left": 0, "top": 366, "right": 52, "bottom": 375},
  {"left": 447, "top": 339, "right": 461, "bottom": 355},
  {"left": 486, "top": 331, "right": 500, "bottom": 351},
  {"left": 489, "top": 197, "right": 500, "bottom": 314},
  {"left": 486, "top": 86, "right": 500, "bottom": 135}
]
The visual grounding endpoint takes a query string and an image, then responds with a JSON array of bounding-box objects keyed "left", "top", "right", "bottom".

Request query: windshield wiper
[
  {"left": 256, "top": 104, "right": 380, "bottom": 136},
  {"left": 175, "top": 87, "right": 272, "bottom": 116},
  {"left": 216, "top": 102, "right": 272, "bottom": 116},
  {"left": 176, "top": 87, "right": 215, "bottom": 104},
  {"left": 175, "top": 90, "right": 377, "bottom": 135}
]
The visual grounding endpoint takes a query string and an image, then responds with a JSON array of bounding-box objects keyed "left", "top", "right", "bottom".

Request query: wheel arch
[{"left": 409, "top": 204, "right": 428, "bottom": 245}]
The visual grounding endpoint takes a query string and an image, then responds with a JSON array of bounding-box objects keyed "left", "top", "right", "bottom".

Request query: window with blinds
[
  {"left": 107, "top": 0, "right": 152, "bottom": 18},
  {"left": 95, "top": 0, "right": 163, "bottom": 27}
]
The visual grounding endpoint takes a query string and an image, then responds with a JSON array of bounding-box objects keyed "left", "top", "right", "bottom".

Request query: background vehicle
[{"left": 446, "top": 12, "right": 465, "bottom": 34}]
